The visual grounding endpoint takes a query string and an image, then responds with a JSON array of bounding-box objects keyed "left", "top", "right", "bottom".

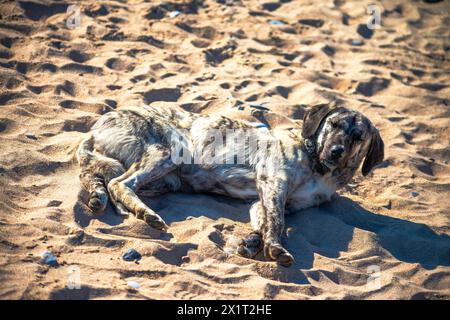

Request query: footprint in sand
[
  {"left": 68, "top": 50, "right": 93, "bottom": 64},
  {"left": 18, "top": 1, "right": 68, "bottom": 21},
  {"left": 59, "top": 100, "right": 112, "bottom": 114},
  {"left": 204, "top": 42, "right": 237, "bottom": 66},
  {"left": 355, "top": 77, "right": 391, "bottom": 97},
  {"left": 54, "top": 80, "right": 77, "bottom": 96},
  {"left": 143, "top": 87, "right": 182, "bottom": 104}
]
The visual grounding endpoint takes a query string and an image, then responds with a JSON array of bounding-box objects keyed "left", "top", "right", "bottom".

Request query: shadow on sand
[{"left": 74, "top": 190, "right": 450, "bottom": 285}]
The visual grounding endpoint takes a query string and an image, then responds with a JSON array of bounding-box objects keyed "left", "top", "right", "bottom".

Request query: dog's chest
[{"left": 287, "top": 176, "right": 336, "bottom": 211}]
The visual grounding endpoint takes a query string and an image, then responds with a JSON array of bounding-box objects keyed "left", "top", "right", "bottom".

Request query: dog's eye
[
  {"left": 352, "top": 130, "right": 363, "bottom": 141},
  {"left": 331, "top": 121, "right": 338, "bottom": 128}
]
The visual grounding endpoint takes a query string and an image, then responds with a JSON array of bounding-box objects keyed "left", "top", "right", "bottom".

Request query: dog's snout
[{"left": 330, "top": 145, "right": 345, "bottom": 159}]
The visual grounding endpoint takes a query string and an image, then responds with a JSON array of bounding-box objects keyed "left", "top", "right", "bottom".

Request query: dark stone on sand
[
  {"left": 122, "top": 248, "right": 142, "bottom": 262},
  {"left": 321, "top": 45, "right": 336, "bottom": 56},
  {"left": 356, "top": 24, "right": 374, "bottom": 39},
  {"left": 41, "top": 250, "right": 58, "bottom": 266}
]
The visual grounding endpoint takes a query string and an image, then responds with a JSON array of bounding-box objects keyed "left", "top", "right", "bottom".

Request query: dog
[{"left": 76, "top": 103, "right": 384, "bottom": 267}]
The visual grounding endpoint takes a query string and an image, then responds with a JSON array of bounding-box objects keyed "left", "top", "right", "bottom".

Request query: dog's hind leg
[
  {"left": 237, "top": 201, "right": 264, "bottom": 258},
  {"left": 79, "top": 170, "right": 109, "bottom": 214},
  {"left": 77, "top": 135, "right": 125, "bottom": 214},
  {"left": 107, "top": 145, "right": 176, "bottom": 230}
]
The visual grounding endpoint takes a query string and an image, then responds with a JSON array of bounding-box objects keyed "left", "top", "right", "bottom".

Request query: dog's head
[{"left": 302, "top": 103, "right": 384, "bottom": 176}]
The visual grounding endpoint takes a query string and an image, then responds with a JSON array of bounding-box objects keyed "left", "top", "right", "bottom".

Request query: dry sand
[{"left": 0, "top": 0, "right": 449, "bottom": 299}]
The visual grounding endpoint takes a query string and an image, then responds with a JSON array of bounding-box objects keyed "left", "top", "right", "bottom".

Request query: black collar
[{"left": 302, "top": 137, "right": 329, "bottom": 175}]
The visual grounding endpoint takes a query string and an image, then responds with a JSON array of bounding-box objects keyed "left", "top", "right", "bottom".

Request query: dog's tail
[{"left": 76, "top": 134, "right": 124, "bottom": 213}]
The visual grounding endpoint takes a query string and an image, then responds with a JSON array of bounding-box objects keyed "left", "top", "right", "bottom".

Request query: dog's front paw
[
  {"left": 237, "top": 232, "right": 263, "bottom": 258},
  {"left": 264, "top": 241, "right": 295, "bottom": 267}
]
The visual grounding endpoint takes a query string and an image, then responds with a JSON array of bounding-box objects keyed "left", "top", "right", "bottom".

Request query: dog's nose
[{"left": 330, "top": 145, "right": 345, "bottom": 159}]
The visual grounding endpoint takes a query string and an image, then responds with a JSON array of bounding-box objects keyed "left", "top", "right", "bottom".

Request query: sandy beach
[{"left": 0, "top": 0, "right": 449, "bottom": 299}]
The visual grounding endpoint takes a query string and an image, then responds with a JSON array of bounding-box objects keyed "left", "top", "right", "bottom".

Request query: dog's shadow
[
  {"left": 146, "top": 193, "right": 450, "bottom": 285},
  {"left": 278, "top": 196, "right": 450, "bottom": 284},
  {"left": 143, "top": 192, "right": 251, "bottom": 224},
  {"left": 75, "top": 190, "right": 450, "bottom": 285}
]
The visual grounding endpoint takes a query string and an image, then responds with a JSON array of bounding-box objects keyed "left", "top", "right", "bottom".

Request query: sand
[{"left": 0, "top": 0, "right": 449, "bottom": 300}]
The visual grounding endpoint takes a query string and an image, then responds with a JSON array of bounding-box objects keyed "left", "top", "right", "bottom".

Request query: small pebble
[
  {"left": 356, "top": 24, "right": 374, "bottom": 39},
  {"left": 169, "top": 11, "right": 181, "bottom": 18},
  {"left": 350, "top": 39, "right": 364, "bottom": 46},
  {"left": 127, "top": 280, "right": 140, "bottom": 289},
  {"left": 411, "top": 191, "right": 419, "bottom": 197},
  {"left": 268, "top": 19, "right": 285, "bottom": 26},
  {"left": 181, "top": 255, "right": 190, "bottom": 263},
  {"left": 122, "top": 248, "right": 142, "bottom": 262},
  {"left": 186, "top": 216, "right": 195, "bottom": 220},
  {"left": 41, "top": 250, "right": 58, "bottom": 266},
  {"left": 321, "top": 45, "right": 336, "bottom": 56}
]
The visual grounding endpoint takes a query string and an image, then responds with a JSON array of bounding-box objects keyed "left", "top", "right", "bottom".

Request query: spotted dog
[{"left": 76, "top": 103, "right": 384, "bottom": 267}]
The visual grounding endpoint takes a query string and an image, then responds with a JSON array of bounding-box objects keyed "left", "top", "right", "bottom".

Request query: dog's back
[{"left": 76, "top": 104, "right": 263, "bottom": 213}]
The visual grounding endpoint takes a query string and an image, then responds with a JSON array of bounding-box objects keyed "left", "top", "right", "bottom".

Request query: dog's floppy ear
[
  {"left": 362, "top": 129, "right": 384, "bottom": 176},
  {"left": 301, "top": 103, "right": 331, "bottom": 138}
]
